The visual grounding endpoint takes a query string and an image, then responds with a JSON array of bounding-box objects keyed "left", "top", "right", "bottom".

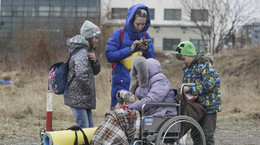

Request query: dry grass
[
  {"left": 0, "top": 32, "right": 259, "bottom": 142},
  {"left": 214, "top": 46, "right": 260, "bottom": 117}
]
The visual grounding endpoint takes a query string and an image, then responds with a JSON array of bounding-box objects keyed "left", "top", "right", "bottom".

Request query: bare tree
[{"left": 178, "top": 0, "right": 258, "bottom": 53}]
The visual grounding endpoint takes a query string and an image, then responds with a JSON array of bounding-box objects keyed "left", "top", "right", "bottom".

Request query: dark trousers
[{"left": 192, "top": 113, "right": 217, "bottom": 145}]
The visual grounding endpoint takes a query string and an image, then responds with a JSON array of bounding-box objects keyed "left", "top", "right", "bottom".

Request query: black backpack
[{"left": 48, "top": 48, "right": 87, "bottom": 95}]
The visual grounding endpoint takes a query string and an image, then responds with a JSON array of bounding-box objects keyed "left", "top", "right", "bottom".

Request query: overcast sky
[{"left": 253, "top": 0, "right": 260, "bottom": 21}]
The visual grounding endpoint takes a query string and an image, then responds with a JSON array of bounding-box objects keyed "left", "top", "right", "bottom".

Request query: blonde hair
[{"left": 135, "top": 9, "right": 147, "bottom": 18}]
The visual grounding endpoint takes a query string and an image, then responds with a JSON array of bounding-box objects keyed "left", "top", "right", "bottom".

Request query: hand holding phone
[{"left": 138, "top": 39, "right": 151, "bottom": 47}]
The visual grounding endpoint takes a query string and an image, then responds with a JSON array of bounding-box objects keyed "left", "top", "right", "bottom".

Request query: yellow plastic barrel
[{"left": 43, "top": 127, "right": 97, "bottom": 145}]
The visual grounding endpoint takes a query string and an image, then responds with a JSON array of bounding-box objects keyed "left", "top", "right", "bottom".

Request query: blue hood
[
  {"left": 124, "top": 4, "right": 151, "bottom": 40},
  {"left": 105, "top": 4, "right": 155, "bottom": 108}
]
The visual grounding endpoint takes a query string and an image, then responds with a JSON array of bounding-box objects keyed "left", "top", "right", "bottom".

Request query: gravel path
[
  {"left": 1, "top": 121, "right": 259, "bottom": 145},
  {"left": 215, "top": 122, "right": 260, "bottom": 145}
]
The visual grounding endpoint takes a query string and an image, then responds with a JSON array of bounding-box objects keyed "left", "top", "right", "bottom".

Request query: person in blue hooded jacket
[{"left": 106, "top": 4, "right": 155, "bottom": 108}]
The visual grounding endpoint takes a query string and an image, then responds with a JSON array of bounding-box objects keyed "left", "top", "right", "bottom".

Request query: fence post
[{"left": 46, "top": 90, "right": 53, "bottom": 131}]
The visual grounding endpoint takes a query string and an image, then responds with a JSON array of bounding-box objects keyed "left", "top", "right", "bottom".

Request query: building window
[
  {"left": 76, "top": 7, "right": 88, "bottom": 17},
  {"left": 13, "top": 0, "right": 24, "bottom": 5},
  {"left": 88, "top": 7, "right": 99, "bottom": 18},
  {"left": 0, "top": 0, "right": 101, "bottom": 39},
  {"left": 39, "top": 6, "right": 50, "bottom": 17},
  {"left": 12, "top": 6, "right": 24, "bottom": 17},
  {"left": 24, "top": 0, "right": 36, "bottom": 5},
  {"left": 163, "top": 38, "right": 180, "bottom": 51},
  {"left": 24, "top": 6, "right": 36, "bottom": 17},
  {"left": 1, "top": 0, "right": 12, "bottom": 5},
  {"left": 149, "top": 8, "right": 155, "bottom": 20},
  {"left": 191, "top": 9, "right": 208, "bottom": 21},
  {"left": 77, "top": 0, "right": 88, "bottom": 6},
  {"left": 111, "top": 8, "right": 128, "bottom": 19},
  {"left": 50, "top": 6, "right": 61, "bottom": 17},
  {"left": 164, "top": 9, "right": 181, "bottom": 20},
  {"left": 64, "top": 7, "right": 76, "bottom": 17},
  {"left": 39, "top": 0, "right": 50, "bottom": 5},
  {"left": 64, "top": 0, "right": 76, "bottom": 6},
  {"left": 1, "top": 6, "right": 12, "bottom": 16},
  {"left": 0, "top": 21, "right": 12, "bottom": 28},
  {"left": 190, "top": 39, "right": 208, "bottom": 52}
]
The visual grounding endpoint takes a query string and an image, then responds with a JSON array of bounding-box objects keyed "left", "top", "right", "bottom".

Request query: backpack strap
[
  {"left": 120, "top": 28, "right": 124, "bottom": 45},
  {"left": 67, "top": 125, "right": 90, "bottom": 145},
  {"left": 110, "top": 29, "right": 125, "bottom": 70}
]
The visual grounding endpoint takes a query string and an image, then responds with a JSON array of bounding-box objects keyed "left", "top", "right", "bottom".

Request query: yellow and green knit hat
[{"left": 175, "top": 41, "right": 197, "bottom": 56}]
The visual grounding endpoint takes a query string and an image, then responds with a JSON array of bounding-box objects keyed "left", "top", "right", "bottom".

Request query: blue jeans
[{"left": 71, "top": 107, "right": 94, "bottom": 128}]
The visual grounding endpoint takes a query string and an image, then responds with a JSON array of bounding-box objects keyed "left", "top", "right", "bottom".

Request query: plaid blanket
[{"left": 90, "top": 108, "right": 140, "bottom": 145}]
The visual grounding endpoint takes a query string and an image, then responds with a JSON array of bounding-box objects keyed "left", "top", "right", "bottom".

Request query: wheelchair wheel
[{"left": 155, "top": 115, "right": 206, "bottom": 145}]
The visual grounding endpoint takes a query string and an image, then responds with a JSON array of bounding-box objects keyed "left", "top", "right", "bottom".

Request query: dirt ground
[
  {"left": 1, "top": 119, "right": 259, "bottom": 145},
  {"left": 214, "top": 120, "right": 260, "bottom": 145}
]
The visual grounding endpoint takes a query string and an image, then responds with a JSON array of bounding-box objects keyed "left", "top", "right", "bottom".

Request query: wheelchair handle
[{"left": 180, "top": 83, "right": 195, "bottom": 97}]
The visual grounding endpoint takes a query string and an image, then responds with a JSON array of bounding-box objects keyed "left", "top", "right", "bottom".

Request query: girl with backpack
[{"left": 65, "top": 20, "right": 101, "bottom": 128}]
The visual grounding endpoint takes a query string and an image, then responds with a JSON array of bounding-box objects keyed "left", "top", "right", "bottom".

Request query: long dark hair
[{"left": 87, "top": 38, "right": 95, "bottom": 51}]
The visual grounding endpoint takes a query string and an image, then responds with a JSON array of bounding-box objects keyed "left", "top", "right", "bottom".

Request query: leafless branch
[{"left": 178, "top": 0, "right": 258, "bottom": 53}]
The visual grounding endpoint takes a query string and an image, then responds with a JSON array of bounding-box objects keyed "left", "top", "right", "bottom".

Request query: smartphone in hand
[{"left": 138, "top": 39, "right": 151, "bottom": 47}]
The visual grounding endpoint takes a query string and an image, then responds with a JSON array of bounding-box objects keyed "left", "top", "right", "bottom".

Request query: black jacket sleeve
[{"left": 91, "top": 59, "right": 101, "bottom": 75}]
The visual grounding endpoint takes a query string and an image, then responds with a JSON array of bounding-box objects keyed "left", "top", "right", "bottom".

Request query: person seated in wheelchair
[
  {"left": 126, "top": 57, "right": 178, "bottom": 117},
  {"left": 90, "top": 57, "right": 177, "bottom": 145}
]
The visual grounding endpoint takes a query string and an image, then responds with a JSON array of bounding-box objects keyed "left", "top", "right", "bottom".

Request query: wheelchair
[{"left": 133, "top": 83, "right": 206, "bottom": 145}]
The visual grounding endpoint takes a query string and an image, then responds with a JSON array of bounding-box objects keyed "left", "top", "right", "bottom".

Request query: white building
[
  {"left": 100, "top": 0, "right": 210, "bottom": 52},
  {"left": 251, "top": 22, "right": 260, "bottom": 45}
]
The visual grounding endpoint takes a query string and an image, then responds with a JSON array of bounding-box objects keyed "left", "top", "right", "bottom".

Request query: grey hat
[{"left": 80, "top": 20, "right": 101, "bottom": 39}]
